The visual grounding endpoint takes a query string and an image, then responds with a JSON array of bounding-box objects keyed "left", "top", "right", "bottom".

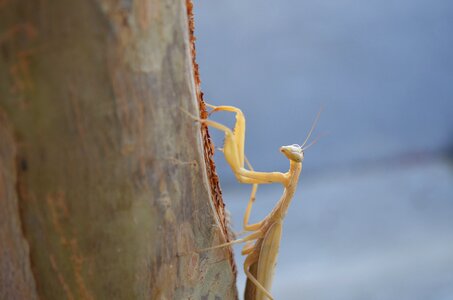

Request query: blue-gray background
[{"left": 194, "top": 1, "right": 453, "bottom": 299}]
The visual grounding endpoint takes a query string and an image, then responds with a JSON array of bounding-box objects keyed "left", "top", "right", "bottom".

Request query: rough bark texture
[
  {"left": 0, "top": 0, "right": 237, "bottom": 299},
  {"left": 0, "top": 111, "right": 39, "bottom": 300}
]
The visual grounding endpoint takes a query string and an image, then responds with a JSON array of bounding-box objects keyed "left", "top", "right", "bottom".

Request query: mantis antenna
[
  {"left": 301, "top": 131, "right": 328, "bottom": 151},
  {"left": 300, "top": 106, "right": 323, "bottom": 149}
]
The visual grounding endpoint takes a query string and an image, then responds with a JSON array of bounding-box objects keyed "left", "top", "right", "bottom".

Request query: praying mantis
[{"left": 186, "top": 103, "right": 320, "bottom": 300}]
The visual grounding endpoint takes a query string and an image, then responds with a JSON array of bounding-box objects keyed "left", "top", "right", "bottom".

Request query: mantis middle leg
[
  {"left": 243, "top": 157, "right": 263, "bottom": 232},
  {"left": 217, "top": 148, "right": 262, "bottom": 232},
  {"left": 200, "top": 229, "right": 263, "bottom": 252}
]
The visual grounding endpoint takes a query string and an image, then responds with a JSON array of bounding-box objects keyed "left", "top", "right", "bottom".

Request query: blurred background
[{"left": 194, "top": 0, "right": 453, "bottom": 299}]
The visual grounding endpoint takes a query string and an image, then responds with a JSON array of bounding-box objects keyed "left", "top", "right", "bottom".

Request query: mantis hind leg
[
  {"left": 244, "top": 252, "right": 274, "bottom": 300},
  {"left": 199, "top": 230, "right": 263, "bottom": 252}
]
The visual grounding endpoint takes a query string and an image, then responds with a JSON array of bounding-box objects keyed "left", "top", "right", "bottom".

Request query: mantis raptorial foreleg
[{"left": 202, "top": 105, "right": 288, "bottom": 185}]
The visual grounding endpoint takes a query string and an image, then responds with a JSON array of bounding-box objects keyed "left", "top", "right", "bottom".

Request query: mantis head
[
  {"left": 280, "top": 107, "right": 323, "bottom": 163},
  {"left": 280, "top": 144, "right": 304, "bottom": 162}
]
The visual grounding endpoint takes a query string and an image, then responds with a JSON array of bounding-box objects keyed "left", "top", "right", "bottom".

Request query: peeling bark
[{"left": 0, "top": 0, "right": 237, "bottom": 299}]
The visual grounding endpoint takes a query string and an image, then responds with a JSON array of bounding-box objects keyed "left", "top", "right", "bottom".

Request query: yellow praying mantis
[{"left": 186, "top": 103, "right": 321, "bottom": 300}]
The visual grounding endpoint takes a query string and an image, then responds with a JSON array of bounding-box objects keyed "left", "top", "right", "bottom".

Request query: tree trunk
[{"left": 0, "top": 0, "right": 237, "bottom": 299}]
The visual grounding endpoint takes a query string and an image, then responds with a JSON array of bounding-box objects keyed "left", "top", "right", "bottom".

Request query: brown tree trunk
[{"left": 0, "top": 0, "right": 237, "bottom": 299}]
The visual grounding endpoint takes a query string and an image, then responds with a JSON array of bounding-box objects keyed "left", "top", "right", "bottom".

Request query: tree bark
[{"left": 0, "top": 0, "right": 237, "bottom": 299}]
